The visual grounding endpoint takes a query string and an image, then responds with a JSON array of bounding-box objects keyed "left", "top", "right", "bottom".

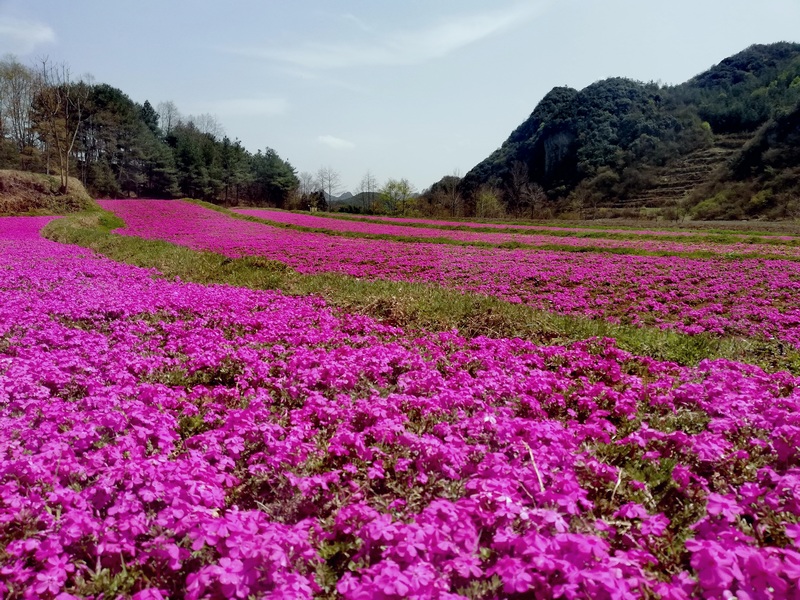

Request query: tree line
[{"left": 0, "top": 55, "right": 298, "bottom": 206}]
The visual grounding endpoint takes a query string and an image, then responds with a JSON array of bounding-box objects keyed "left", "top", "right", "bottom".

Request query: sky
[{"left": 1, "top": 0, "right": 799, "bottom": 194}]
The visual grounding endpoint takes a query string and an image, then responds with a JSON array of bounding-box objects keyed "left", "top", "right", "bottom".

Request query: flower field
[
  {"left": 101, "top": 200, "right": 800, "bottom": 347},
  {"left": 3, "top": 215, "right": 800, "bottom": 599},
  {"left": 333, "top": 212, "right": 800, "bottom": 241},
  {"left": 234, "top": 208, "right": 800, "bottom": 258}
]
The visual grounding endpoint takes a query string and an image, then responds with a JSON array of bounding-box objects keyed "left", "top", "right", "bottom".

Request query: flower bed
[
  {"left": 101, "top": 200, "right": 800, "bottom": 347},
  {"left": 234, "top": 208, "right": 800, "bottom": 257},
  {"left": 1, "top": 216, "right": 800, "bottom": 598},
  {"left": 323, "top": 212, "right": 800, "bottom": 241}
]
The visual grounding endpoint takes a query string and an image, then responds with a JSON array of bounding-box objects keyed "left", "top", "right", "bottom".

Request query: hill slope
[
  {"left": 456, "top": 42, "right": 800, "bottom": 219},
  {"left": 0, "top": 170, "right": 94, "bottom": 215}
]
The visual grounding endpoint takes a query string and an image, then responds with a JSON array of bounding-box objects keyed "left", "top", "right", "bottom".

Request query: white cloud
[
  {"left": 318, "top": 135, "right": 355, "bottom": 150},
  {"left": 0, "top": 17, "right": 56, "bottom": 54},
  {"left": 341, "top": 13, "right": 374, "bottom": 34},
  {"left": 227, "top": 2, "right": 546, "bottom": 69},
  {"left": 277, "top": 67, "right": 372, "bottom": 94},
  {"left": 196, "top": 97, "right": 289, "bottom": 117}
]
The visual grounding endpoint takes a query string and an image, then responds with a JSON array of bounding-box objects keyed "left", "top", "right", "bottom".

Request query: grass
[
  {"left": 222, "top": 203, "right": 800, "bottom": 260},
  {"left": 43, "top": 205, "right": 800, "bottom": 374},
  {"left": 0, "top": 169, "right": 93, "bottom": 215}
]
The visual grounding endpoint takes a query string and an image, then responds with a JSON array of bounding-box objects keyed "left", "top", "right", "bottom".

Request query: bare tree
[
  {"left": 156, "top": 100, "right": 181, "bottom": 136},
  {"left": 359, "top": 170, "right": 377, "bottom": 211},
  {"left": 445, "top": 169, "right": 462, "bottom": 216},
  {"left": 0, "top": 55, "right": 36, "bottom": 156},
  {"left": 509, "top": 161, "right": 548, "bottom": 219},
  {"left": 187, "top": 113, "right": 223, "bottom": 138},
  {"left": 316, "top": 166, "right": 341, "bottom": 205},
  {"left": 298, "top": 171, "right": 315, "bottom": 197},
  {"left": 32, "top": 57, "right": 89, "bottom": 192}
]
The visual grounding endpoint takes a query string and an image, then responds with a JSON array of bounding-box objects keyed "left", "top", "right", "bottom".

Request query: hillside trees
[
  {"left": 0, "top": 57, "right": 299, "bottom": 204},
  {"left": 453, "top": 43, "right": 800, "bottom": 219}
]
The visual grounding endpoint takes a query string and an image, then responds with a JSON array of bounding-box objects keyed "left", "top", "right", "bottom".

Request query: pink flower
[{"left": 706, "top": 493, "right": 742, "bottom": 522}]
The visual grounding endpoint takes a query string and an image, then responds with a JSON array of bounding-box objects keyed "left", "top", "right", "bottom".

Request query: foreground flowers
[
  {"left": 102, "top": 200, "right": 800, "bottom": 347},
  {"left": 2, "top": 215, "right": 800, "bottom": 598}
]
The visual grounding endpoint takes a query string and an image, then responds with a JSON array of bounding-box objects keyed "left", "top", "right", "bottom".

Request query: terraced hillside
[{"left": 612, "top": 133, "right": 752, "bottom": 209}]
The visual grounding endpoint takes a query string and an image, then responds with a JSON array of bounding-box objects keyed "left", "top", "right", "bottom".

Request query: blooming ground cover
[
  {"left": 234, "top": 208, "right": 800, "bottom": 258},
  {"left": 102, "top": 200, "right": 800, "bottom": 348},
  {"left": 335, "top": 212, "right": 800, "bottom": 241},
  {"left": 3, "top": 215, "right": 800, "bottom": 599}
]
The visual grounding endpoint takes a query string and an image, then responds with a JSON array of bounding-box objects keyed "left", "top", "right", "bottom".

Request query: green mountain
[{"left": 456, "top": 42, "right": 800, "bottom": 219}]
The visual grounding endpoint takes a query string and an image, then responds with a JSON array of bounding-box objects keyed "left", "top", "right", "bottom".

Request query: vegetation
[
  {"left": 448, "top": 43, "right": 800, "bottom": 220},
  {"left": 686, "top": 99, "right": 800, "bottom": 219},
  {"left": 0, "top": 56, "right": 298, "bottom": 206},
  {"left": 43, "top": 205, "right": 800, "bottom": 374},
  {"left": 0, "top": 169, "right": 92, "bottom": 214},
  {"left": 5, "top": 43, "right": 800, "bottom": 220}
]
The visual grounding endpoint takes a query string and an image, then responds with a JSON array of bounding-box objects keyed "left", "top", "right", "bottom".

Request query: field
[
  {"left": 101, "top": 201, "right": 800, "bottom": 347},
  {"left": 3, "top": 201, "right": 800, "bottom": 599}
]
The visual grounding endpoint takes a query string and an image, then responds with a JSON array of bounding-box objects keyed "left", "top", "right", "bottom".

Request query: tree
[
  {"left": 79, "top": 83, "right": 171, "bottom": 197},
  {"left": 378, "top": 178, "right": 415, "bottom": 215},
  {"left": 156, "top": 100, "right": 180, "bottom": 136},
  {"left": 31, "top": 58, "right": 89, "bottom": 192},
  {"left": 316, "top": 166, "right": 341, "bottom": 205},
  {"left": 0, "top": 55, "right": 36, "bottom": 162},
  {"left": 508, "top": 161, "right": 548, "bottom": 218},
  {"left": 219, "top": 136, "right": 250, "bottom": 204},
  {"left": 247, "top": 148, "right": 298, "bottom": 207},
  {"left": 169, "top": 121, "right": 212, "bottom": 199},
  {"left": 428, "top": 171, "right": 462, "bottom": 216},
  {"left": 296, "top": 170, "right": 312, "bottom": 194},
  {"left": 139, "top": 100, "right": 160, "bottom": 136},
  {"left": 305, "top": 189, "right": 327, "bottom": 212},
  {"left": 474, "top": 185, "right": 505, "bottom": 218},
  {"left": 188, "top": 113, "right": 223, "bottom": 138},
  {"left": 358, "top": 170, "right": 378, "bottom": 211}
]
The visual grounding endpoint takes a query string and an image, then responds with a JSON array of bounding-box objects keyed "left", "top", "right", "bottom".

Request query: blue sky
[{"left": 1, "top": 0, "right": 799, "bottom": 193}]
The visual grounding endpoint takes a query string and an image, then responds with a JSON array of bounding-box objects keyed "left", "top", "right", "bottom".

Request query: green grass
[{"left": 43, "top": 206, "right": 800, "bottom": 374}]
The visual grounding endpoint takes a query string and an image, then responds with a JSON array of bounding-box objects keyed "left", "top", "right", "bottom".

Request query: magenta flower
[{"left": 706, "top": 493, "right": 743, "bottom": 522}]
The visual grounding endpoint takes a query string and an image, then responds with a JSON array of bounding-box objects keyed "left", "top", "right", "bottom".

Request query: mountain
[
  {"left": 323, "top": 191, "right": 354, "bottom": 204},
  {"left": 455, "top": 42, "right": 800, "bottom": 219}
]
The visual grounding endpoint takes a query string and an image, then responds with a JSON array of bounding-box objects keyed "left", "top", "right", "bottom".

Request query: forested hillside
[
  {"left": 0, "top": 57, "right": 298, "bottom": 205},
  {"left": 455, "top": 42, "right": 800, "bottom": 219}
]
